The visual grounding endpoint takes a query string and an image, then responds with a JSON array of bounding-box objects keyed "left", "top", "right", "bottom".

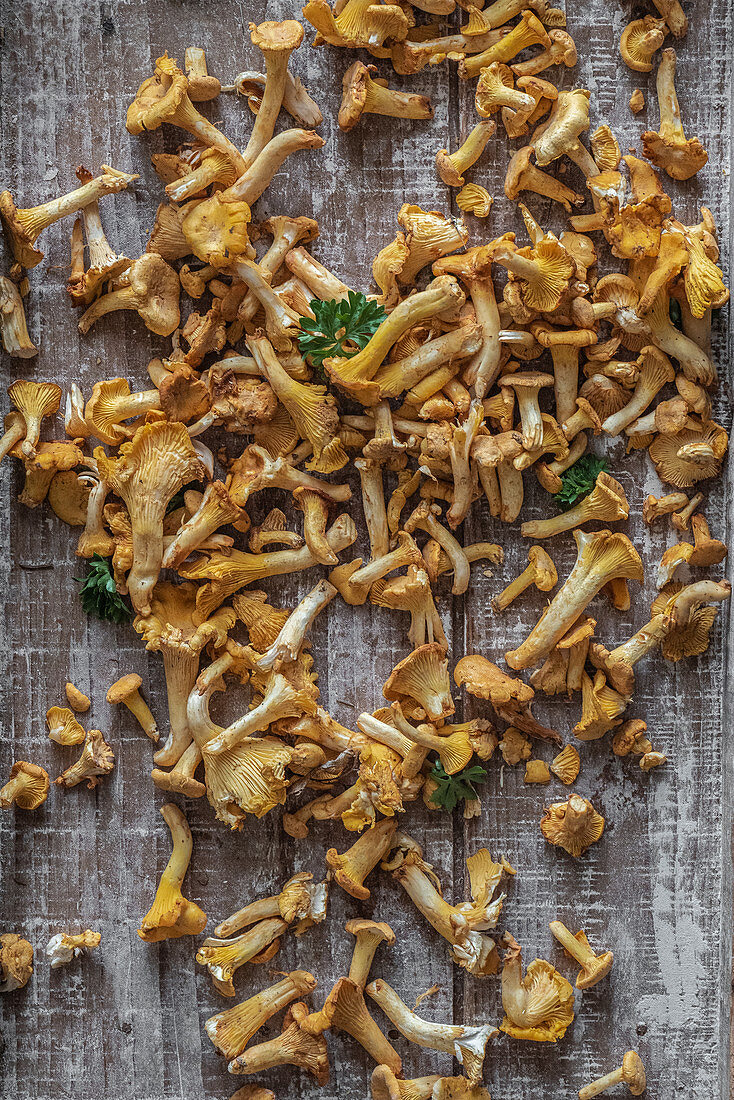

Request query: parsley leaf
[
  {"left": 76, "top": 555, "right": 132, "bottom": 624},
  {"left": 552, "top": 454, "right": 608, "bottom": 511},
  {"left": 298, "top": 292, "right": 386, "bottom": 372},
  {"left": 429, "top": 759, "right": 487, "bottom": 813}
]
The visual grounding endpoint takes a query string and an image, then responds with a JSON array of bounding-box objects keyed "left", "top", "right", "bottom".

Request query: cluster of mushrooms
[{"left": 0, "top": 1, "right": 729, "bottom": 1097}]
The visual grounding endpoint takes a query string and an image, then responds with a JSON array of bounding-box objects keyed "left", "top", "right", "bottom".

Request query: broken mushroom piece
[
  {"left": 492, "top": 546, "right": 557, "bottom": 611},
  {"left": 54, "top": 729, "right": 115, "bottom": 789},
  {"left": 550, "top": 744, "right": 581, "bottom": 785},
  {"left": 46, "top": 706, "right": 85, "bottom": 746},
  {"left": 549, "top": 920, "right": 613, "bottom": 989},
  {"left": 0, "top": 761, "right": 50, "bottom": 810},
  {"left": 578, "top": 1051, "right": 647, "bottom": 1100},
  {"left": 370, "top": 1066, "right": 442, "bottom": 1100},
  {"left": 643, "top": 50, "right": 707, "bottom": 180},
  {"left": 339, "top": 62, "right": 433, "bottom": 132},
  {"left": 106, "top": 673, "right": 159, "bottom": 742},
  {"left": 138, "top": 803, "right": 207, "bottom": 942},
  {"left": 366, "top": 978, "right": 495, "bottom": 1084},
  {"left": 0, "top": 276, "right": 36, "bottom": 358},
  {"left": 540, "top": 792, "right": 604, "bottom": 857},
  {"left": 46, "top": 930, "right": 101, "bottom": 969}
]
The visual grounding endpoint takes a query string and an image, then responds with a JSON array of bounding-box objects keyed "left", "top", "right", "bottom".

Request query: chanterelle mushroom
[
  {"left": 78, "top": 253, "right": 180, "bottom": 337},
  {"left": 500, "top": 932, "right": 575, "bottom": 1042},
  {"left": 138, "top": 803, "right": 207, "bottom": 942},
  {"left": 541, "top": 792, "right": 604, "bottom": 857},
  {"left": 493, "top": 546, "right": 557, "bottom": 610},
  {"left": 339, "top": 61, "right": 433, "bottom": 132},
  {"left": 106, "top": 673, "right": 159, "bottom": 742},
  {"left": 0, "top": 761, "right": 50, "bottom": 810},
  {"left": 54, "top": 729, "right": 115, "bottom": 789},
  {"left": 578, "top": 1051, "right": 647, "bottom": 1099},
  {"left": 642, "top": 49, "right": 708, "bottom": 180},
  {"left": 549, "top": 920, "right": 613, "bottom": 989},
  {"left": 0, "top": 934, "right": 33, "bottom": 992}
]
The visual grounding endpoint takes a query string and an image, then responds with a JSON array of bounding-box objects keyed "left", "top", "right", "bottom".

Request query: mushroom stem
[
  {"left": 406, "top": 502, "right": 470, "bottom": 595},
  {"left": 493, "top": 561, "right": 537, "bottom": 610},
  {"left": 284, "top": 247, "right": 351, "bottom": 301},
  {"left": 550, "top": 345, "right": 580, "bottom": 425},
  {"left": 228, "top": 130, "right": 326, "bottom": 206},
  {"left": 242, "top": 22, "right": 304, "bottom": 169},
  {"left": 465, "top": 279, "right": 501, "bottom": 398},
  {"left": 152, "top": 649, "right": 200, "bottom": 766},
  {"left": 578, "top": 1067, "right": 625, "bottom": 1100},
  {"left": 655, "top": 48, "right": 685, "bottom": 142},
  {"left": 549, "top": 920, "right": 593, "bottom": 965},
  {"left": 356, "top": 457, "right": 390, "bottom": 558},
  {"left": 376, "top": 325, "right": 482, "bottom": 400},
  {"left": 257, "top": 580, "right": 336, "bottom": 670},
  {"left": 158, "top": 803, "right": 194, "bottom": 895}
]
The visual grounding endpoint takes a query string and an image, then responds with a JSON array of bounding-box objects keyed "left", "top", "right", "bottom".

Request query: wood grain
[{"left": 0, "top": 0, "right": 731, "bottom": 1098}]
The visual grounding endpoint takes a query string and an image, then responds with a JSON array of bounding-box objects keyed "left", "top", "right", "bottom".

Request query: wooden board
[{"left": 0, "top": 0, "right": 731, "bottom": 1097}]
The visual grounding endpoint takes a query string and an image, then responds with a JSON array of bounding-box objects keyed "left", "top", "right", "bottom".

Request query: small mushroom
[
  {"left": 549, "top": 920, "right": 613, "bottom": 988},
  {"left": 78, "top": 253, "right": 180, "bottom": 337},
  {"left": 492, "top": 546, "right": 557, "bottom": 610},
  {"left": 65, "top": 683, "right": 91, "bottom": 713},
  {"left": 346, "top": 919, "right": 396, "bottom": 989},
  {"left": 436, "top": 122, "right": 496, "bottom": 187},
  {"left": 540, "top": 792, "right": 604, "bottom": 857},
  {"left": 505, "top": 146, "right": 584, "bottom": 212},
  {"left": 550, "top": 744, "right": 581, "bottom": 785},
  {"left": 339, "top": 61, "right": 433, "bottom": 132},
  {"left": 325, "top": 816, "right": 397, "bottom": 900},
  {"left": 106, "top": 673, "right": 159, "bottom": 742},
  {"left": 521, "top": 473, "right": 629, "bottom": 540},
  {"left": 578, "top": 1051, "right": 646, "bottom": 1099},
  {"left": 0, "top": 761, "right": 50, "bottom": 810},
  {"left": 619, "top": 16, "right": 666, "bottom": 73},
  {"left": 502, "top": 371, "right": 554, "bottom": 450}
]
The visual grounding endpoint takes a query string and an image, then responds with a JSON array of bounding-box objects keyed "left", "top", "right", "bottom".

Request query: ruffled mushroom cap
[
  {"left": 383, "top": 642, "right": 454, "bottom": 722},
  {"left": 649, "top": 420, "right": 728, "bottom": 487},
  {"left": 0, "top": 761, "right": 50, "bottom": 809},
  {"left": 652, "top": 583, "right": 719, "bottom": 661},
  {"left": 540, "top": 792, "right": 604, "bottom": 856},
  {"left": 500, "top": 933, "right": 575, "bottom": 1042},
  {"left": 46, "top": 706, "right": 86, "bottom": 746},
  {"left": 619, "top": 16, "right": 666, "bottom": 72},
  {"left": 456, "top": 184, "right": 493, "bottom": 218},
  {"left": 0, "top": 933, "right": 33, "bottom": 991}
]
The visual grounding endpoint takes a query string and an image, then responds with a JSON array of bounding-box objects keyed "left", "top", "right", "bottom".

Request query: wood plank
[{"left": 0, "top": 0, "right": 731, "bottom": 1097}]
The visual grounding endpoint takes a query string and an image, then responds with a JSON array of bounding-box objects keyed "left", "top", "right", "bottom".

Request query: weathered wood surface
[{"left": 0, "top": 0, "right": 732, "bottom": 1098}]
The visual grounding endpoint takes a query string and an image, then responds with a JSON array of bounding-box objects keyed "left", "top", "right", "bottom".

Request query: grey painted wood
[{"left": 0, "top": 0, "right": 731, "bottom": 1097}]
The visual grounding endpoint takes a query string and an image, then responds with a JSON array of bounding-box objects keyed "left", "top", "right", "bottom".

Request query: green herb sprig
[
  {"left": 298, "top": 292, "right": 386, "bottom": 373},
  {"left": 552, "top": 454, "right": 608, "bottom": 511},
  {"left": 429, "top": 759, "right": 487, "bottom": 813},
  {"left": 77, "top": 555, "right": 132, "bottom": 624}
]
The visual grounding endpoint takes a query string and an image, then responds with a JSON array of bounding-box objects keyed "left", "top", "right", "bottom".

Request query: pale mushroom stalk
[
  {"left": 549, "top": 920, "right": 613, "bottom": 988},
  {"left": 506, "top": 530, "right": 643, "bottom": 670},
  {"left": 521, "top": 474, "right": 629, "bottom": 539},
  {"left": 76, "top": 475, "right": 113, "bottom": 558},
  {"left": 0, "top": 167, "right": 138, "bottom": 268},
  {"left": 354, "top": 714, "right": 417, "bottom": 759},
  {"left": 205, "top": 970, "right": 316, "bottom": 1057},
  {"left": 405, "top": 502, "right": 470, "bottom": 595},
  {"left": 447, "top": 402, "right": 484, "bottom": 528},
  {"left": 354, "top": 458, "right": 390, "bottom": 560},
  {"left": 162, "top": 482, "right": 241, "bottom": 569},
  {"left": 376, "top": 328, "right": 482, "bottom": 400},
  {"left": 643, "top": 49, "right": 707, "bottom": 180},
  {"left": 224, "top": 69, "right": 322, "bottom": 128},
  {"left": 203, "top": 670, "right": 312, "bottom": 755},
  {"left": 366, "top": 979, "right": 494, "bottom": 1084},
  {"left": 0, "top": 413, "right": 27, "bottom": 464},
  {"left": 229, "top": 260, "right": 301, "bottom": 350},
  {"left": 646, "top": 292, "right": 716, "bottom": 386},
  {"left": 226, "top": 130, "right": 325, "bottom": 207},
  {"left": 151, "top": 740, "right": 204, "bottom": 797},
  {"left": 332, "top": 532, "right": 421, "bottom": 605},
  {"left": 0, "top": 277, "right": 36, "bottom": 358},
  {"left": 238, "top": 217, "right": 318, "bottom": 323},
  {"left": 602, "top": 348, "right": 675, "bottom": 435},
  {"left": 257, "top": 581, "right": 337, "bottom": 670},
  {"left": 464, "top": 279, "right": 501, "bottom": 399},
  {"left": 284, "top": 247, "right": 351, "bottom": 301},
  {"left": 240, "top": 22, "right": 305, "bottom": 169},
  {"left": 550, "top": 345, "right": 581, "bottom": 426}
]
